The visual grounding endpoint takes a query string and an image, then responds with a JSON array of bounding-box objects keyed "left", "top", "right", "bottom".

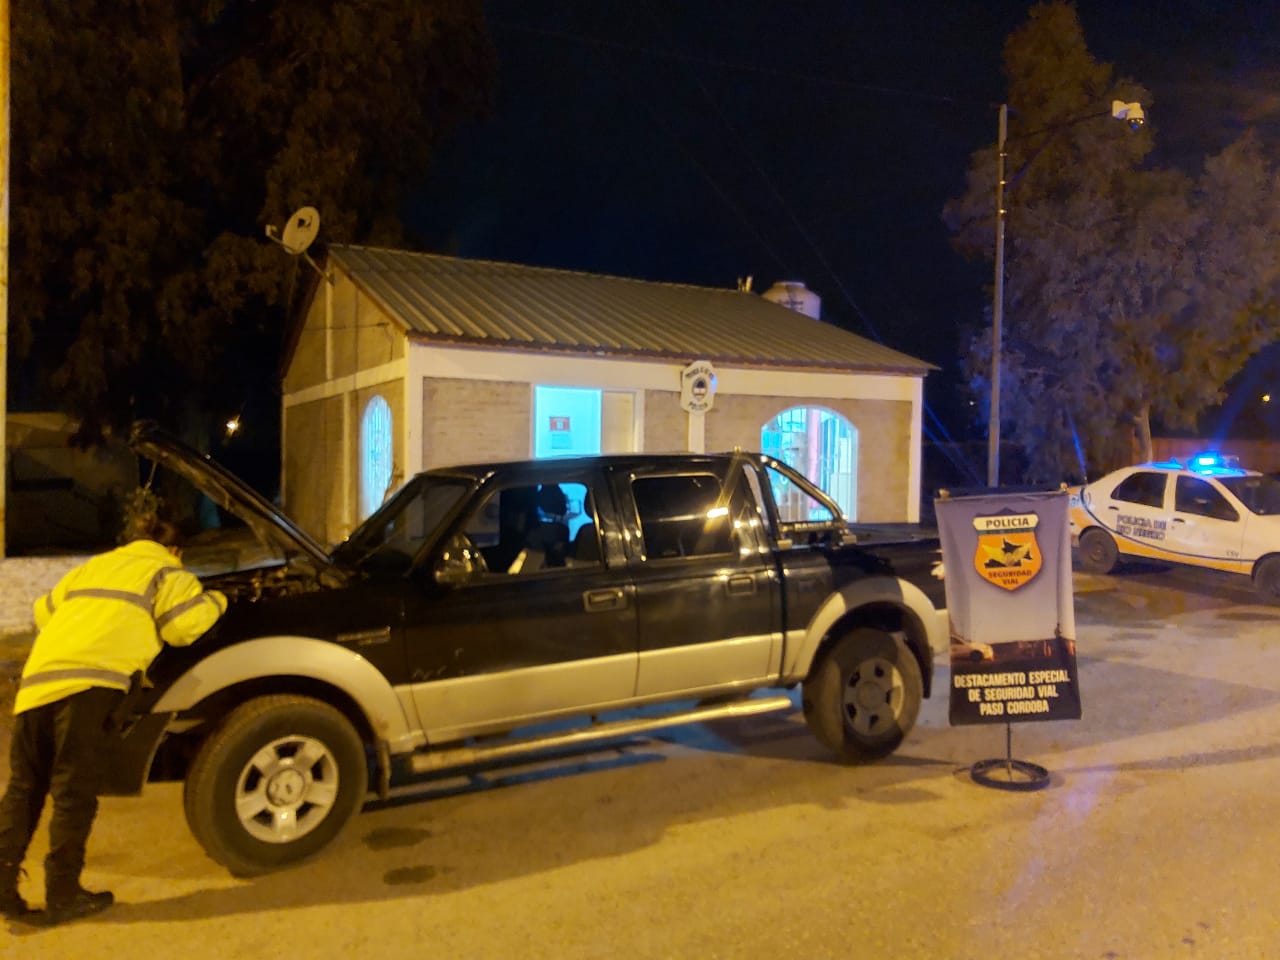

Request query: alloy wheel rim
[{"left": 234, "top": 734, "right": 340, "bottom": 844}]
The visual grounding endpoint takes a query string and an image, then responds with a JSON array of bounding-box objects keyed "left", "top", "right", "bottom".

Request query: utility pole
[
  {"left": 988, "top": 103, "right": 1008, "bottom": 489},
  {"left": 986, "top": 100, "right": 1143, "bottom": 488},
  {"left": 1, "top": 0, "right": 10, "bottom": 556}
]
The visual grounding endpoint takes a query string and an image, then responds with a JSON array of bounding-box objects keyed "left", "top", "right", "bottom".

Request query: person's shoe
[
  {"left": 0, "top": 890, "right": 31, "bottom": 920},
  {"left": 42, "top": 887, "right": 113, "bottom": 926},
  {"left": 0, "top": 861, "right": 30, "bottom": 920}
]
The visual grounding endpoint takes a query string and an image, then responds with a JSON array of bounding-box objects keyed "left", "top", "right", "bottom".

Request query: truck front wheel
[
  {"left": 183, "top": 695, "right": 369, "bottom": 876},
  {"left": 802, "top": 627, "right": 922, "bottom": 762}
]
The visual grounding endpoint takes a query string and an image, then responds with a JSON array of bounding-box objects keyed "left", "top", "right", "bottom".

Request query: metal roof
[{"left": 326, "top": 245, "right": 933, "bottom": 374}]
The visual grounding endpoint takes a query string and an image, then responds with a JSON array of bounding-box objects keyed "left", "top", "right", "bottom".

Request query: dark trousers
[{"left": 0, "top": 687, "right": 123, "bottom": 894}]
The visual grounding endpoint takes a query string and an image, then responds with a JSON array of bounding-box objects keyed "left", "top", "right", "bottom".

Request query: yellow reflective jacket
[{"left": 17, "top": 539, "right": 228, "bottom": 715}]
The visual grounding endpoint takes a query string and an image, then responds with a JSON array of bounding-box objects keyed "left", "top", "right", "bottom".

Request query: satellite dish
[
  {"left": 265, "top": 205, "right": 331, "bottom": 283},
  {"left": 280, "top": 206, "right": 320, "bottom": 255}
]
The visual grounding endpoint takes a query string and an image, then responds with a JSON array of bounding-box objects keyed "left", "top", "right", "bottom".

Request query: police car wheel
[
  {"left": 802, "top": 627, "right": 922, "bottom": 762},
  {"left": 1078, "top": 528, "right": 1119, "bottom": 574},
  {"left": 184, "top": 695, "right": 369, "bottom": 876},
  {"left": 1255, "top": 557, "right": 1280, "bottom": 605}
]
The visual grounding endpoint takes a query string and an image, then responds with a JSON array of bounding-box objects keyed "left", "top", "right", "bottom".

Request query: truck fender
[
  {"left": 783, "top": 576, "right": 947, "bottom": 682},
  {"left": 152, "top": 636, "right": 421, "bottom": 752}
]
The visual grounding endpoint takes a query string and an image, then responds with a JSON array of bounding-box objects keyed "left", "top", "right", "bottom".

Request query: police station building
[{"left": 280, "top": 246, "right": 934, "bottom": 546}]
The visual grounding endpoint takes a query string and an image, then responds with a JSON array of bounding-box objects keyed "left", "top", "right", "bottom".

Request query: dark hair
[
  {"left": 152, "top": 519, "right": 185, "bottom": 547},
  {"left": 147, "top": 519, "right": 185, "bottom": 549}
]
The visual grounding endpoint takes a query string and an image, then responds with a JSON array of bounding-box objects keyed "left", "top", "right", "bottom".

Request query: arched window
[
  {"left": 360, "top": 395, "right": 393, "bottom": 520},
  {"left": 760, "top": 407, "right": 858, "bottom": 520}
]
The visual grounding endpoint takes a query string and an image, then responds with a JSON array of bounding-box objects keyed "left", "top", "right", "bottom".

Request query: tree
[
  {"left": 10, "top": 0, "right": 495, "bottom": 445},
  {"left": 943, "top": 1, "right": 1280, "bottom": 482}
]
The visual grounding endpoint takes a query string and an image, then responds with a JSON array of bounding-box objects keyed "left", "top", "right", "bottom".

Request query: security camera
[{"left": 1111, "top": 100, "right": 1145, "bottom": 130}]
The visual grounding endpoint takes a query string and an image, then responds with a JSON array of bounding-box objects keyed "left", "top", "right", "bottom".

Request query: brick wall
[
  {"left": 643, "top": 390, "right": 686, "bottom": 452},
  {"left": 706, "top": 394, "right": 914, "bottom": 522},
  {"left": 422, "top": 378, "right": 532, "bottom": 468},
  {"left": 283, "top": 395, "right": 346, "bottom": 545},
  {"left": 0, "top": 555, "right": 85, "bottom": 639}
]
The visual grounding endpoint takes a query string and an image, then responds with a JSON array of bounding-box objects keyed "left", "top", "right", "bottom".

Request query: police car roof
[{"left": 1141, "top": 452, "right": 1253, "bottom": 478}]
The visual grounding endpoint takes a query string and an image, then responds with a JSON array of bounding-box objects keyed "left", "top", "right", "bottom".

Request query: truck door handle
[
  {"left": 583, "top": 588, "right": 625, "bottom": 612},
  {"left": 726, "top": 574, "right": 756, "bottom": 596}
]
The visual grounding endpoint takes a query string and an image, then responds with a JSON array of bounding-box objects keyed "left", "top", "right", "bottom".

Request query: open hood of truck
[{"left": 128, "top": 420, "right": 344, "bottom": 580}]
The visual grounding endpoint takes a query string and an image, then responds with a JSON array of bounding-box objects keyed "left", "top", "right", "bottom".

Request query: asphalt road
[{"left": 4, "top": 565, "right": 1280, "bottom": 958}]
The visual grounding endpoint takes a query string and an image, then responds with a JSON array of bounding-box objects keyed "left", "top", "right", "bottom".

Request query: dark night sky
[{"left": 407, "top": 1, "right": 1280, "bottom": 454}]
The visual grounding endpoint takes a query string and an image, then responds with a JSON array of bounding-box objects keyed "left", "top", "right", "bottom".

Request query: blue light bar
[{"left": 1181, "top": 451, "right": 1243, "bottom": 476}]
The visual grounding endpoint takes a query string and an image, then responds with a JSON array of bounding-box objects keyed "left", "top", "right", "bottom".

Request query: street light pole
[
  {"left": 988, "top": 103, "right": 1008, "bottom": 488},
  {"left": 985, "top": 99, "right": 1143, "bottom": 488},
  {"left": 0, "top": 0, "right": 9, "bottom": 555}
]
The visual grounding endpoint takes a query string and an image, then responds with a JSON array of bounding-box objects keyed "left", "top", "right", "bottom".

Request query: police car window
[
  {"left": 1174, "top": 477, "right": 1238, "bottom": 522},
  {"left": 1111, "top": 472, "right": 1167, "bottom": 508},
  {"left": 1219, "top": 475, "right": 1280, "bottom": 516},
  {"left": 632, "top": 474, "right": 735, "bottom": 559}
]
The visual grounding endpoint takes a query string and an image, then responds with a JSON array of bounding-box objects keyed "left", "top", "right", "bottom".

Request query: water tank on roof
[{"left": 762, "top": 281, "right": 821, "bottom": 320}]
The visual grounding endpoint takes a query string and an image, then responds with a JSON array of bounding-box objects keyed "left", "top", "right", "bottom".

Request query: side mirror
[{"left": 433, "top": 535, "right": 487, "bottom": 586}]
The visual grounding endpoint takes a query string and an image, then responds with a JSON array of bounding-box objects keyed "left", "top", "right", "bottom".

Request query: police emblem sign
[
  {"left": 935, "top": 489, "right": 1082, "bottom": 726},
  {"left": 973, "top": 512, "right": 1042, "bottom": 591}
]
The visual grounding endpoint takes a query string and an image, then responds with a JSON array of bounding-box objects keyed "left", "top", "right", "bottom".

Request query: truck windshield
[{"left": 332, "top": 476, "right": 471, "bottom": 571}]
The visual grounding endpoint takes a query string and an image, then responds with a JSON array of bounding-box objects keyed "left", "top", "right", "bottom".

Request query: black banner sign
[{"left": 935, "top": 490, "right": 1082, "bottom": 726}]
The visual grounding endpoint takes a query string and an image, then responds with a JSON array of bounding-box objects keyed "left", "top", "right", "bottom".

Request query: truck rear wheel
[
  {"left": 183, "top": 695, "right": 369, "bottom": 876},
  {"left": 802, "top": 627, "right": 922, "bottom": 762}
]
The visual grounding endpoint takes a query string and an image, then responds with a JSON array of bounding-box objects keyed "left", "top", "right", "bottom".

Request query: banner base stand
[{"left": 969, "top": 723, "right": 1050, "bottom": 791}]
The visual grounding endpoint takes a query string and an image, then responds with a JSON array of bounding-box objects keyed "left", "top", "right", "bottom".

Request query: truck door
[
  {"left": 613, "top": 462, "right": 784, "bottom": 699},
  {"left": 402, "top": 465, "right": 639, "bottom": 743}
]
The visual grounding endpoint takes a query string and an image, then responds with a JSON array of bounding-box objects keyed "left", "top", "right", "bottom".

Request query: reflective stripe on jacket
[{"left": 17, "top": 539, "right": 227, "bottom": 715}]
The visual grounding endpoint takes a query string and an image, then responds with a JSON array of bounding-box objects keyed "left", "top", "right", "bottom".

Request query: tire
[
  {"left": 183, "top": 695, "right": 369, "bottom": 876},
  {"left": 802, "top": 627, "right": 923, "bottom": 762},
  {"left": 1254, "top": 556, "right": 1280, "bottom": 605},
  {"left": 1078, "top": 528, "right": 1119, "bottom": 574}
]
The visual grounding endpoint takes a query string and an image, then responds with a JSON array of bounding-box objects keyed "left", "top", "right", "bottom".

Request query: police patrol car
[{"left": 1068, "top": 453, "right": 1280, "bottom": 602}]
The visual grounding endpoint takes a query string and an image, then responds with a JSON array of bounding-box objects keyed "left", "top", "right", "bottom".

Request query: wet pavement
[{"left": 1, "top": 566, "right": 1278, "bottom": 957}]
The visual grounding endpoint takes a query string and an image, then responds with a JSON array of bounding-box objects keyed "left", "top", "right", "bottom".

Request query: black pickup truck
[{"left": 115, "top": 422, "right": 946, "bottom": 876}]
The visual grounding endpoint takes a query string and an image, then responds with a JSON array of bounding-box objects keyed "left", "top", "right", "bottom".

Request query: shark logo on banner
[{"left": 973, "top": 512, "right": 1042, "bottom": 591}]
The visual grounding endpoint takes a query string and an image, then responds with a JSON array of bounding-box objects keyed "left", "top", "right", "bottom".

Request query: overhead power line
[
  {"left": 496, "top": 13, "right": 988, "bottom": 488},
  {"left": 491, "top": 19, "right": 987, "bottom": 108}
]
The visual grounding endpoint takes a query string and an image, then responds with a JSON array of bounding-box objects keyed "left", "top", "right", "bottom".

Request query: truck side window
[
  {"left": 765, "top": 465, "right": 833, "bottom": 523},
  {"left": 740, "top": 464, "right": 776, "bottom": 541},
  {"left": 632, "top": 474, "right": 734, "bottom": 559},
  {"left": 462, "top": 479, "right": 599, "bottom": 574}
]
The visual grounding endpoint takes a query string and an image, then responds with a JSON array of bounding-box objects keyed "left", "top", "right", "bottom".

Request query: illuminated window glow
[
  {"left": 360, "top": 395, "right": 393, "bottom": 519},
  {"left": 534, "top": 386, "right": 603, "bottom": 458},
  {"left": 761, "top": 407, "right": 858, "bottom": 520}
]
